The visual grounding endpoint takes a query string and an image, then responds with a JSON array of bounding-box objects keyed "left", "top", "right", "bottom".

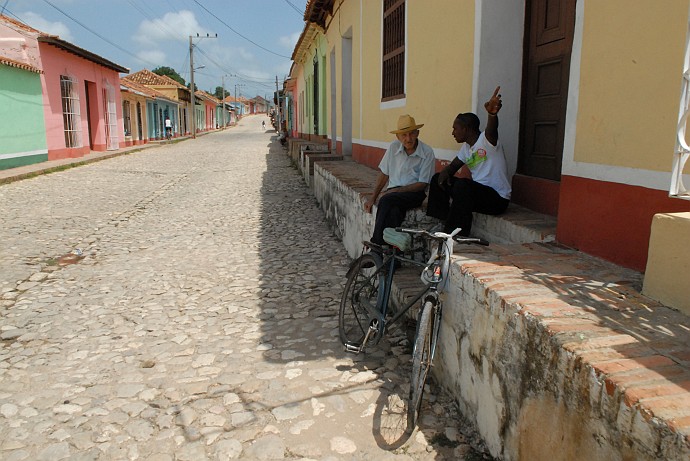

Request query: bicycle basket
[{"left": 383, "top": 228, "right": 412, "bottom": 252}]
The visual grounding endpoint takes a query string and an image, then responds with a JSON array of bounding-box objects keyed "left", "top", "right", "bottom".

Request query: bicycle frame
[{"left": 351, "top": 236, "right": 449, "bottom": 351}]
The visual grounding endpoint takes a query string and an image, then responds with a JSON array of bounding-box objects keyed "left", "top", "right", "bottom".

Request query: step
[{"left": 313, "top": 159, "right": 557, "bottom": 258}]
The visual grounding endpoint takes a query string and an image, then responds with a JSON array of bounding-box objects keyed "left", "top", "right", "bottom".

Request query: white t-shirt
[
  {"left": 379, "top": 140, "right": 435, "bottom": 189},
  {"left": 456, "top": 132, "right": 511, "bottom": 200},
  {"left": 165, "top": 119, "right": 172, "bottom": 128}
]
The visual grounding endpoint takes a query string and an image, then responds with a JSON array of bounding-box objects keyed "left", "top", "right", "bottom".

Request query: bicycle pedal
[{"left": 344, "top": 343, "right": 364, "bottom": 354}]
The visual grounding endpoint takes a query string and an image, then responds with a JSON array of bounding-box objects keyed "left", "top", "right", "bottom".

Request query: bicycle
[{"left": 339, "top": 226, "right": 488, "bottom": 432}]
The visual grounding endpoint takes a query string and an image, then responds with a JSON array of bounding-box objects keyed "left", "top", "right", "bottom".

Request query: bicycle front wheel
[
  {"left": 339, "top": 253, "right": 384, "bottom": 349},
  {"left": 407, "top": 299, "right": 436, "bottom": 431}
]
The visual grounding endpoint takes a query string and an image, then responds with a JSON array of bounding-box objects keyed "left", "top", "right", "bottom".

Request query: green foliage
[
  {"left": 152, "top": 66, "right": 185, "bottom": 86},
  {"left": 213, "top": 86, "right": 227, "bottom": 100}
]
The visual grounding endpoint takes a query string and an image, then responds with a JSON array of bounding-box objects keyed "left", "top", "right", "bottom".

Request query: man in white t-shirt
[
  {"left": 426, "top": 86, "right": 511, "bottom": 236},
  {"left": 364, "top": 114, "right": 436, "bottom": 245},
  {"left": 164, "top": 117, "right": 172, "bottom": 139}
]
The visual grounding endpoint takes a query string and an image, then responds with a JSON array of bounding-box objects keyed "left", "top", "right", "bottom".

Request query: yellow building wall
[
  {"left": 574, "top": 0, "right": 688, "bottom": 171},
  {"left": 324, "top": 0, "right": 475, "bottom": 150},
  {"left": 643, "top": 212, "right": 690, "bottom": 316}
]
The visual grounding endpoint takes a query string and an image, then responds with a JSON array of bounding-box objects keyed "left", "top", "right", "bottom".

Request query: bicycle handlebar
[{"left": 395, "top": 227, "right": 489, "bottom": 246}]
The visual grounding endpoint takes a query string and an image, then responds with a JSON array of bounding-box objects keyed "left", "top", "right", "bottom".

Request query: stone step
[{"left": 313, "top": 159, "right": 556, "bottom": 249}]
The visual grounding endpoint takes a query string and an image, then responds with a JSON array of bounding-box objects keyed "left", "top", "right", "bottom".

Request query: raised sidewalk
[{"left": 308, "top": 155, "right": 690, "bottom": 461}]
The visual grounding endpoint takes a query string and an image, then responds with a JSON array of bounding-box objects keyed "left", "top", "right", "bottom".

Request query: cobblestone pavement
[{"left": 0, "top": 117, "right": 491, "bottom": 460}]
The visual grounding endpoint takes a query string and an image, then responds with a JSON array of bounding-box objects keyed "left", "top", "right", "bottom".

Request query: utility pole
[
  {"left": 221, "top": 75, "right": 226, "bottom": 129},
  {"left": 189, "top": 33, "right": 217, "bottom": 139},
  {"left": 275, "top": 75, "right": 282, "bottom": 135},
  {"left": 234, "top": 83, "right": 245, "bottom": 119}
]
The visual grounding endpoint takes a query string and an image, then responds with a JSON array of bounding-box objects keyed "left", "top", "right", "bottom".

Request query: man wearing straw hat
[{"left": 364, "top": 114, "right": 436, "bottom": 246}]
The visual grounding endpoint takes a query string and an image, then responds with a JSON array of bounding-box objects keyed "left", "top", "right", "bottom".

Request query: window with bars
[
  {"left": 382, "top": 0, "right": 405, "bottom": 101},
  {"left": 123, "top": 100, "right": 131, "bottom": 136},
  {"left": 103, "top": 83, "right": 118, "bottom": 150},
  {"left": 60, "top": 75, "right": 82, "bottom": 148}
]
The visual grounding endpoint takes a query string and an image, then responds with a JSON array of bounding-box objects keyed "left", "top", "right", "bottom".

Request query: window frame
[
  {"left": 60, "top": 75, "right": 82, "bottom": 148},
  {"left": 123, "top": 100, "right": 131, "bottom": 137},
  {"left": 381, "top": 0, "right": 406, "bottom": 102}
]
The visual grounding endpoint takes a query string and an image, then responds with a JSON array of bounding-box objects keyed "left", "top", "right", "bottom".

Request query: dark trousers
[
  {"left": 426, "top": 173, "right": 509, "bottom": 236},
  {"left": 371, "top": 190, "right": 426, "bottom": 245}
]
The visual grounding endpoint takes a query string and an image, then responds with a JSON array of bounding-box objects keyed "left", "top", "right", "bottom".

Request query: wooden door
[{"left": 519, "top": 0, "right": 576, "bottom": 181}]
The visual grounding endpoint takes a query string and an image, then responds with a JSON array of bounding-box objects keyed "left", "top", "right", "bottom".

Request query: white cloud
[
  {"left": 134, "top": 10, "right": 207, "bottom": 47},
  {"left": 136, "top": 49, "right": 166, "bottom": 67},
  {"left": 20, "top": 11, "right": 74, "bottom": 42},
  {"left": 279, "top": 31, "right": 301, "bottom": 50}
]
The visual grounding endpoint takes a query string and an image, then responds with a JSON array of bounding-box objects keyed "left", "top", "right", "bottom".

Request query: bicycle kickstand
[{"left": 345, "top": 322, "right": 379, "bottom": 354}]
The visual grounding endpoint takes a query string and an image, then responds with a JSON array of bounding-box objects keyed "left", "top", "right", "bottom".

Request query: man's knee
[{"left": 451, "top": 178, "right": 472, "bottom": 195}]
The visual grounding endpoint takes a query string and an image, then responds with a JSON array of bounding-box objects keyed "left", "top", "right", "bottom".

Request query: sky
[{"left": 1, "top": 0, "right": 307, "bottom": 99}]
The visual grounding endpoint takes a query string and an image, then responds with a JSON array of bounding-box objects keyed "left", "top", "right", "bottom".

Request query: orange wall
[{"left": 557, "top": 176, "right": 690, "bottom": 271}]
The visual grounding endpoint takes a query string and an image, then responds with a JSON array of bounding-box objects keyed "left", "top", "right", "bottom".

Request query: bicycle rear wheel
[
  {"left": 339, "top": 253, "right": 384, "bottom": 349},
  {"left": 407, "top": 299, "right": 435, "bottom": 431}
]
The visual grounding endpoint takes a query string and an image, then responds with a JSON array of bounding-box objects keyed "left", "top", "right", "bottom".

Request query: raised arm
[{"left": 484, "top": 86, "right": 502, "bottom": 146}]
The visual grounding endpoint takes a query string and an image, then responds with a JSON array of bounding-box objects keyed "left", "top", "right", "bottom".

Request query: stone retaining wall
[{"left": 311, "top": 158, "right": 690, "bottom": 461}]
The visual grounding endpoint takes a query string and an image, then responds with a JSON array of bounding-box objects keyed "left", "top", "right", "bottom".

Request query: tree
[
  {"left": 152, "top": 66, "right": 185, "bottom": 86},
  {"left": 213, "top": 86, "right": 227, "bottom": 100}
]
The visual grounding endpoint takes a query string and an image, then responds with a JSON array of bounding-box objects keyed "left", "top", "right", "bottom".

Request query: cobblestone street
[{"left": 0, "top": 117, "right": 490, "bottom": 460}]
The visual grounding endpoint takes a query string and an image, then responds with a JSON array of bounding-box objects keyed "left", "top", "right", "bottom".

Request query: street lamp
[{"left": 189, "top": 32, "right": 216, "bottom": 139}]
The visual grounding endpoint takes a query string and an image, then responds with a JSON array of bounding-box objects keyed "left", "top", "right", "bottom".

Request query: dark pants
[
  {"left": 371, "top": 190, "right": 426, "bottom": 245},
  {"left": 426, "top": 173, "right": 509, "bottom": 236}
]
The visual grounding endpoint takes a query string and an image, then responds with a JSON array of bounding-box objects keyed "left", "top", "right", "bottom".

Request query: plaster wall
[
  {"left": 642, "top": 212, "right": 690, "bottom": 315},
  {"left": 0, "top": 65, "right": 47, "bottom": 167},
  {"left": 320, "top": 0, "right": 524, "bottom": 167},
  {"left": 564, "top": 0, "right": 690, "bottom": 192},
  {"left": 38, "top": 43, "right": 123, "bottom": 158}
]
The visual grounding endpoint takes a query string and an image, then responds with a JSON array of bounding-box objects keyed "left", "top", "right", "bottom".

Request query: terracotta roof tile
[
  {"left": 0, "top": 14, "right": 44, "bottom": 36},
  {"left": 127, "top": 69, "right": 187, "bottom": 89},
  {"left": 121, "top": 78, "right": 176, "bottom": 103},
  {"left": 0, "top": 55, "right": 42, "bottom": 73}
]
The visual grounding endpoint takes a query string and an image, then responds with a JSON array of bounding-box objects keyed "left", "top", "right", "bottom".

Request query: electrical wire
[
  {"left": 283, "top": 0, "right": 304, "bottom": 16},
  {"left": 190, "top": 0, "right": 291, "bottom": 59},
  {"left": 40, "top": 0, "right": 157, "bottom": 67},
  {"left": 124, "top": 0, "right": 186, "bottom": 45}
]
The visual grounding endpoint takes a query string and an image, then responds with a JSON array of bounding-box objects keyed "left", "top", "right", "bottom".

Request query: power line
[
  {"left": 194, "top": 46, "right": 273, "bottom": 89},
  {"left": 191, "top": 0, "right": 291, "bottom": 59},
  {"left": 125, "top": 0, "right": 186, "bottom": 45},
  {"left": 40, "top": 0, "right": 156, "bottom": 68},
  {"left": 283, "top": 0, "right": 304, "bottom": 16}
]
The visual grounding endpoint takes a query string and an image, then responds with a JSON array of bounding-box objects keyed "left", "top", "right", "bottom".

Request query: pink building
[{"left": 0, "top": 15, "right": 128, "bottom": 160}]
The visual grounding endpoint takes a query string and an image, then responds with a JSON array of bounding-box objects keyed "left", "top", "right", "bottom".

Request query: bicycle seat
[{"left": 383, "top": 228, "right": 412, "bottom": 252}]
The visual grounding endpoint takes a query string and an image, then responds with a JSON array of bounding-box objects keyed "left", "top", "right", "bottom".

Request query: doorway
[
  {"left": 516, "top": 0, "right": 576, "bottom": 213},
  {"left": 84, "top": 81, "right": 98, "bottom": 151}
]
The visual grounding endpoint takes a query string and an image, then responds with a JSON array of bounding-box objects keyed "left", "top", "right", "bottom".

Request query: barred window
[
  {"left": 60, "top": 75, "right": 82, "bottom": 148},
  {"left": 123, "top": 100, "right": 131, "bottom": 136},
  {"left": 382, "top": 0, "right": 405, "bottom": 101},
  {"left": 103, "top": 82, "right": 118, "bottom": 150}
]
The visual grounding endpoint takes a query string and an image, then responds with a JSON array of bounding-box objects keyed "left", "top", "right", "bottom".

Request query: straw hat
[{"left": 390, "top": 114, "right": 424, "bottom": 134}]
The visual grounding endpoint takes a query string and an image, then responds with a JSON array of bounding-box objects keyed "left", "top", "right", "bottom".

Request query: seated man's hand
[
  {"left": 364, "top": 197, "right": 375, "bottom": 213},
  {"left": 438, "top": 169, "right": 451, "bottom": 188}
]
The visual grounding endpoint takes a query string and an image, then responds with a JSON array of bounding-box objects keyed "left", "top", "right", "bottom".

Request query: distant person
[
  {"left": 261, "top": 120, "right": 266, "bottom": 130},
  {"left": 164, "top": 117, "right": 172, "bottom": 140},
  {"left": 426, "top": 86, "right": 511, "bottom": 236},
  {"left": 364, "top": 114, "right": 435, "bottom": 246}
]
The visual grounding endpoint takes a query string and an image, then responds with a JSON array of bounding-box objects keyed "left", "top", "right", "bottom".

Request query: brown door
[{"left": 518, "top": 0, "right": 576, "bottom": 181}]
